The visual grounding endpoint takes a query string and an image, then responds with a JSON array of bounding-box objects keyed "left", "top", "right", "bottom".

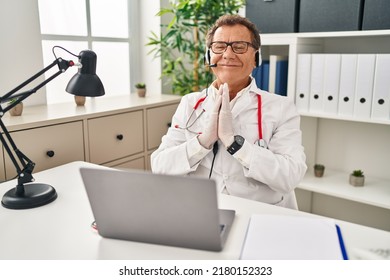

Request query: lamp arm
[
  {"left": 0, "top": 57, "right": 74, "bottom": 189},
  {"left": 0, "top": 58, "right": 74, "bottom": 113}
]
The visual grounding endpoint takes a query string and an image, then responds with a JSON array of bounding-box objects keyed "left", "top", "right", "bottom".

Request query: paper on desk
[{"left": 240, "top": 214, "right": 345, "bottom": 260}]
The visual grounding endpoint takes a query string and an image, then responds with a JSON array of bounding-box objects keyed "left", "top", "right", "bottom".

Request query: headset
[{"left": 204, "top": 47, "right": 262, "bottom": 68}]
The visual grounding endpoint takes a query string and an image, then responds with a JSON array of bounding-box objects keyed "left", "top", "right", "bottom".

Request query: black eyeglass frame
[{"left": 210, "top": 41, "right": 256, "bottom": 54}]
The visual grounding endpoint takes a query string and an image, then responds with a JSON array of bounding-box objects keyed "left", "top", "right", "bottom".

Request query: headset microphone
[{"left": 204, "top": 49, "right": 217, "bottom": 68}]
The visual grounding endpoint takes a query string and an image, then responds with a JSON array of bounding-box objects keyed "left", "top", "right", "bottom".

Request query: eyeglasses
[{"left": 210, "top": 41, "right": 255, "bottom": 54}]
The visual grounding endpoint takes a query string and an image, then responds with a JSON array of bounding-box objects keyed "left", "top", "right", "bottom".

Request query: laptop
[{"left": 80, "top": 167, "right": 235, "bottom": 252}]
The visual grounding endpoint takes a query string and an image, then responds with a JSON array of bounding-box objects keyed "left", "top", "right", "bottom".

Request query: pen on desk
[{"left": 336, "top": 224, "right": 348, "bottom": 260}]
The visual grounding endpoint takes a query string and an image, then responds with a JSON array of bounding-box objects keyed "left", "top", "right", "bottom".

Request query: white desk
[{"left": 0, "top": 161, "right": 389, "bottom": 260}]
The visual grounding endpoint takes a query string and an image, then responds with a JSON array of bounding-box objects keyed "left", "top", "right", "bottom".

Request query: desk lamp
[{"left": 0, "top": 46, "right": 105, "bottom": 209}]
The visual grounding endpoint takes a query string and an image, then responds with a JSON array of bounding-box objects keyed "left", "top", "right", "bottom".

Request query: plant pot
[
  {"left": 314, "top": 165, "right": 325, "bottom": 177},
  {"left": 314, "top": 168, "right": 324, "bottom": 177},
  {"left": 74, "top": 95, "right": 86, "bottom": 106},
  {"left": 9, "top": 102, "right": 23, "bottom": 116},
  {"left": 137, "top": 88, "right": 146, "bottom": 97},
  {"left": 349, "top": 174, "right": 365, "bottom": 187}
]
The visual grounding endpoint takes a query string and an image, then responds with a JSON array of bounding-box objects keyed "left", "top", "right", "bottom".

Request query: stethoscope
[
  {"left": 174, "top": 96, "right": 206, "bottom": 134},
  {"left": 175, "top": 91, "right": 266, "bottom": 148}
]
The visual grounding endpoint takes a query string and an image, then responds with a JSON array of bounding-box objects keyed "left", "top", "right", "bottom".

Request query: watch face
[{"left": 235, "top": 135, "right": 245, "bottom": 146}]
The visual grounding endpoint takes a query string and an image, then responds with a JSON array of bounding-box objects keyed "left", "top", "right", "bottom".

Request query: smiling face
[{"left": 210, "top": 24, "right": 257, "bottom": 96}]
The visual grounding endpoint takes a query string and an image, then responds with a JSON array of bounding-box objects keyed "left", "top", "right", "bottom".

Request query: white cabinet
[
  {"left": 4, "top": 121, "right": 84, "bottom": 179},
  {"left": 261, "top": 30, "right": 390, "bottom": 231},
  {"left": 0, "top": 95, "right": 181, "bottom": 179}
]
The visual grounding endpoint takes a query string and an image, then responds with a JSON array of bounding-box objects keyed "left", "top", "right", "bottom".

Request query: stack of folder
[
  {"left": 295, "top": 53, "right": 390, "bottom": 121},
  {"left": 252, "top": 55, "right": 288, "bottom": 96}
]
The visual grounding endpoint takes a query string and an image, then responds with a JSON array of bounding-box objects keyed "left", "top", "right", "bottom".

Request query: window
[{"left": 38, "top": 0, "right": 134, "bottom": 104}]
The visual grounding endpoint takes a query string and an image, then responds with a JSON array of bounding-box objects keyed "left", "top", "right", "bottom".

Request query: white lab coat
[{"left": 151, "top": 79, "right": 307, "bottom": 209}]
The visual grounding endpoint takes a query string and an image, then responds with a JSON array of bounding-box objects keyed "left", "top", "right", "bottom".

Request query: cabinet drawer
[
  {"left": 88, "top": 111, "right": 144, "bottom": 164},
  {"left": 105, "top": 156, "right": 145, "bottom": 171},
  {"left": 4, "top": 121, "right": 84, "bottom": 179},
  {"left": 146, "top": 103, "right": 178, "bottom": 150}
]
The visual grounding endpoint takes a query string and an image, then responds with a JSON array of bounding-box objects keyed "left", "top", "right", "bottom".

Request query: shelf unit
[{"left": 261, "top": 30, "right": 390, "bottom": 231}]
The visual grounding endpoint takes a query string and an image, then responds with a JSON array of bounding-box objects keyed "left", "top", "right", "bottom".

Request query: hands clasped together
[{"left": 198, "top": 83, "right": 235, "bottom": 150}]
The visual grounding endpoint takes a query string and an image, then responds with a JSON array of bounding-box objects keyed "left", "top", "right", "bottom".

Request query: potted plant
[
  {"left": 135, "top": 83, "right": 146, "bottom": 97},
  {"left": 349, "top": 170, "right": 365, "bottom": 187},
  {"left": 8, "top": 98, "right": 23, "bottom": 116},
  {"left": 314, "top": 164, "right": 325, "bottom": 177},
  {"left": 147, "top": 0, "right": 245, "bottom": 95}
]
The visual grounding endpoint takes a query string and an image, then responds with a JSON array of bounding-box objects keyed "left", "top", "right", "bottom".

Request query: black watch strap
[{"left": 227, "top": 135, "right": 245, "bottom": 155}]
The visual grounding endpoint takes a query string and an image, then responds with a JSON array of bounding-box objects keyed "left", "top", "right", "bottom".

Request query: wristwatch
[{"left": 227, "top": 135, "right": 245, "bottom": 155}]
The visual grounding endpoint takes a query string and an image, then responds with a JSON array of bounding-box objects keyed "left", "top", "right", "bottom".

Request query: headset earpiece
[
  {"left": 204, "top": 48, "right": 211, "bottom": 66},
  {"left": 255, "top": 49, "right": 262, "bottom": 67}
]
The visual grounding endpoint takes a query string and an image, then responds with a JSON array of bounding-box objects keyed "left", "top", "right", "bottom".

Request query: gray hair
[{"left": 206, "top": 14, "right": 261, "bottom": 49}]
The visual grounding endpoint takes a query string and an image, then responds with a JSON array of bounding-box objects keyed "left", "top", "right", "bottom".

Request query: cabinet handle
[
  {"left": 116, "top": 134, "right": 124, "bottom": 140},
  {"left": 46, "top": 150, "right": 55, "bottom": 158}
]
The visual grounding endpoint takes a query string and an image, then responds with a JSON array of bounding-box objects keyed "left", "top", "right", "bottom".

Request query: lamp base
[{"left": 1, "top": 183, "right": 57, "bottom": 209}]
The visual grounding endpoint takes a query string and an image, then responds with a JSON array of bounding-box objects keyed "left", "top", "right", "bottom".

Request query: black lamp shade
[{"left": 66, "top": 50, "right": 105, "bottom": 97}]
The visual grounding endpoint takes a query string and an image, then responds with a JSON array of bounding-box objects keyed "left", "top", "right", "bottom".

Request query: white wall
[
  {"left": 140, "top": 0, "right": 162, "bottom": 95},
  {"left": 0, "top": 0, "right": 46, "bottom": 106}
]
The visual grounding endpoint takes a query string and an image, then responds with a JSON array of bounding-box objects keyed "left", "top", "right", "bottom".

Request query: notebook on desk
[
  {"left": 80, "top": 167, "right": 235, "bottom": 252},
  {"left": 240, "top": 214, "right": 348, "bottom": 260}
]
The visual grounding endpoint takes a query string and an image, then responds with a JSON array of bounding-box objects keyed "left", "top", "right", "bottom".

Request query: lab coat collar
[{"left": 230, "top": 78, "right": 261, "bottom": 119}]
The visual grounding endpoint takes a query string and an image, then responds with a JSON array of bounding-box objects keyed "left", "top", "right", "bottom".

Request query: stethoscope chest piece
[{"left": 256, "top": 139, "right": 266, "bottom": 148}]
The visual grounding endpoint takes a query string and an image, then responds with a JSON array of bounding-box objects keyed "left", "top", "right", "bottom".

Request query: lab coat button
[{"left": 223, "top": 174, "right": 229, "bottom": 179}]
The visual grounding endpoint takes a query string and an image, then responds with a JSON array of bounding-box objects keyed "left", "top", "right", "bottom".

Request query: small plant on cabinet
[
  {"left": 349, "top": 169, "right": 365, "bottom": 187},
  {"left": 314, "top": 164, "right": 325, "bottom": 177},
  {"left": 8, "top": 98, "right": 23, "bottom": 116},
  {"left": 135, "top": 83, "right": 146, "bottom": 89},
  {"left": 135, "top": 83, "right": 146, "bottom": 97}
]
